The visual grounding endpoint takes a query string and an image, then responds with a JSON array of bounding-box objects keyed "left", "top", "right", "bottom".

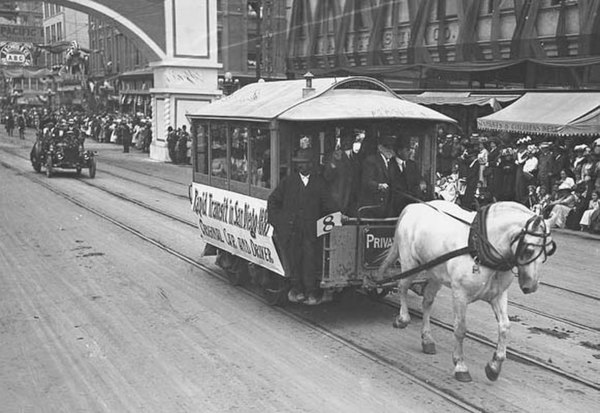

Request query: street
[{"left": 1, "top": 129, "right": 599, "bottom": 413}]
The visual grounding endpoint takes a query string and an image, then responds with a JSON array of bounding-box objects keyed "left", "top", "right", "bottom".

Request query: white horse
[{"left": 377, "top": 200, "right": 555, "bottom": 382}]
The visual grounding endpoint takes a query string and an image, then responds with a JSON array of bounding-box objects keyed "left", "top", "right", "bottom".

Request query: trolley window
[
  {"left": 210, "top": 123, "right": 228, "bottom": 189},
  {"left": 194, "top": 122, "right": 209, "bottom": 177},
  {"left": 230, "top": 124, "right": 249, "bottom": 188},
  {"left": 249, "top": 126, "right": 271, "bottom": 189}
]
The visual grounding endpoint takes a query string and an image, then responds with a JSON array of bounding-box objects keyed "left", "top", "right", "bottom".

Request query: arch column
[{"left": 149, "top": 0, "right": 221, "bottom": 161}]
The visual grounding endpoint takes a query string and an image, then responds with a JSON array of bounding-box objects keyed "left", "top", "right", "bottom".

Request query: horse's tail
[{"left": 378, "top": 223, "right": 401, "bottom": 279}]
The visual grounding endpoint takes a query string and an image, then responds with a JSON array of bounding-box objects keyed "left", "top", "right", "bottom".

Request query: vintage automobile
[{"left": 30, "top": 128, "right": 96, "bottom": 178}]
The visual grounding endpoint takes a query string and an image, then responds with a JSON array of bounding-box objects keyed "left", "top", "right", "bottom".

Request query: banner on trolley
[{"left": 190, "top": 183, "right": 285, "bottom": 275}]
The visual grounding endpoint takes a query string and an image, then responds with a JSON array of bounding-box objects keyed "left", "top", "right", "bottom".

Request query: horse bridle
[{"left": 511, "top": 215, "right": 557, "bottom": 267}]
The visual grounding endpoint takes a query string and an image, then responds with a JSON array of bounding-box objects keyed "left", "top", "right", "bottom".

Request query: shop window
[
  {"left": 250, "top": 127, "right": 271, "bottom": 188},
  {"left": 210, "top": 123, "right": 228, "bottom": 180},
  {"left": 194, "top": 122, "right": 209, "bottom": 175},
  {"left": 230, "top": 126, "right": 249, "bottom": 183}
]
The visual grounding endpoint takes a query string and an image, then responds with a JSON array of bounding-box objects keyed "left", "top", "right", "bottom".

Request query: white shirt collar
[{"left": 300, "top": 173, "right": 310, "bottom": 186}]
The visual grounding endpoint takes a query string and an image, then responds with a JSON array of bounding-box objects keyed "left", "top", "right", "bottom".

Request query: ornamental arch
[{"left": 1, "top": 0, "right": 220, "bottom": 161}]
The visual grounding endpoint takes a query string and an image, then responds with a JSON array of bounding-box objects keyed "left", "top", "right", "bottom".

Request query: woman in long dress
[
  {"left": 580, "top": 190, "right": 600, "bottom": 231},
  {"left": 546, "top": 187, "right": 579, "bottom": 229}
]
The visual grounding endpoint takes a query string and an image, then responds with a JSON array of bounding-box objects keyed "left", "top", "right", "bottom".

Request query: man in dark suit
[
  {"left": 358, "top": 135, "right": 397, "bottom": 218},
  {"left": 323, "top": 133, "right": 363, "bottom": 216},
  {"left": 390, "top": 138, "right": 421, "bottom": 216},
  {"left": 267, "top": 149, "right": 338, "bottom": 305}
]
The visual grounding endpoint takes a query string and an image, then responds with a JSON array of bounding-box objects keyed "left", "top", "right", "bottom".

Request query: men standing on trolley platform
[
  {"left": 323, "top": 132, "right": 364, "bottom": 216},
  {"left": 358, "top": 135, "right": 397, "bottom": 218},
  {"left": 389, "top": 137, "right": 421, "bottom": 216},
  {"left": 267, "top": 148, "right": 338, "bottom": 305}
]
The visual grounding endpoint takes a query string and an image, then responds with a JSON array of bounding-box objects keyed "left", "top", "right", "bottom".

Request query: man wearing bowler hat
[
  {"left": 390, "top": 137, "right": 421, "bottom": 216},
  {"left": 267, "top": 148, "right": 338, "bottom": 305},
  {"left": 358, "top": 134, "right": 397, "bottom": 218}
]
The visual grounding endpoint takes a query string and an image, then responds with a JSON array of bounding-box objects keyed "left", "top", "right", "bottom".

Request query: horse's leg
[
  {"left": 393, "top": 278, "right": 412, "bottom": 328},
  {"left": 485, "top": 290, "right": 509, "bottom": 381},
  {"left": 421, "top": 279, "right": 442, "bottom": 354},
  {"left": 452, "top": 291, "right": 472, "bottom": 382}
]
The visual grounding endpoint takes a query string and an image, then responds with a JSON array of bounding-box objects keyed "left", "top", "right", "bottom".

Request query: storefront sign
[
  {"left": 362, "top": 226, "right": 396, "bottom": 269},
  {"left": 0, "top": 26, "right": 43, "bottom": 43},
  {"left": 0, "top": 42, "right": 33, "bottom": 66},
  {"left": 190, "top": 183, "right": 284, "bottom": 275}
]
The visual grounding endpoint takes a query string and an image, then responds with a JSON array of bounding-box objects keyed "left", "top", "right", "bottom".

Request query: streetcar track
[
  {"left": 5, "top": 150, "right": 600, "bottom": 334},
  {"left": 3, "top": 149, "right": 600, "bottom": 394},
  {"left": 0, "top": 159, "right": 484, "bottom": 413}
]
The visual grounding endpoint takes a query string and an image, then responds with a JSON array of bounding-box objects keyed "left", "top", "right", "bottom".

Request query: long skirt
[
  {"left": 547, "top": 205, "right": 573, "bottom": 228},
  {"left": 580, "top": 208, "right": 599, "bottom": 226}
]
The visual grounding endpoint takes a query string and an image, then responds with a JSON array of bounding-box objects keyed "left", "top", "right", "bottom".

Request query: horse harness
[{"left": 373, "top": 203, "right": 556, "bottom": 286}]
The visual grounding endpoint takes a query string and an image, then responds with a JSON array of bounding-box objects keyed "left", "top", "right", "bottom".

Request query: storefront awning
[
  {"left": 401, "top": 92, "right": 520, "bottom": 111},
  {"left": 478, "top": 93, "right": 600, "bottom": 137}
]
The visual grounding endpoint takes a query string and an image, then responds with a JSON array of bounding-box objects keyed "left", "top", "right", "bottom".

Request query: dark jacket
[
  {"left": 267, "top": 173, "right": 337, "bottom": 246},
  {"left": 389, "top": 157, "right": 421, "bottom": 216},
  {"left": 323, "top": 149, "right": 361, "bottom": 216},
  {"left": 358, "top": 153, "right": 392, "bottom": 217}
]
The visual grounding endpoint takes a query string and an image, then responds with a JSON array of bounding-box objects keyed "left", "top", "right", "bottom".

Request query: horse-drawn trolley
[{"left": 187, "top": 76, "right": 456, "bottom": 305}]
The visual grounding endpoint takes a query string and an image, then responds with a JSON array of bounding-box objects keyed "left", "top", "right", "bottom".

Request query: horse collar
[{"left": 468, "top": 205, "right": 516, "bottom": 271}]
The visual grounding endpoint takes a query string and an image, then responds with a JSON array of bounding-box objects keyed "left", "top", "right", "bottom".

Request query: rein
[{"left": 370, "top": 193, "right": 555, "bottom": 286}]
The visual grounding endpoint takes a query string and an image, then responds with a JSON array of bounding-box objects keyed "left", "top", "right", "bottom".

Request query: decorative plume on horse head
[{"left": 374, "top": 200, "right": 556, "bottom": 383}]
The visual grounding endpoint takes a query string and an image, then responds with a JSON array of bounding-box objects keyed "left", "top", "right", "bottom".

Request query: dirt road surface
[{"left": 1, "top": 135, "right": 463, "bottom": 412}]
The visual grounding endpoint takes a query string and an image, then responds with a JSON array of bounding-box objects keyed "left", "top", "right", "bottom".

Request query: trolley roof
[{"left": 187, "top": 76, "right": 457, "bottom": 124}]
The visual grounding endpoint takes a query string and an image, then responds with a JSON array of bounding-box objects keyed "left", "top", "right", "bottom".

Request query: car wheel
[
  {"left": 89, "top": 157, "right": 96, "bottom": 178},
  {"left": 46, "top": 157, "right": 52, "bottom": 178}
]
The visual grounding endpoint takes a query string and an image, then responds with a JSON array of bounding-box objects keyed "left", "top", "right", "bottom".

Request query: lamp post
[{"left": 46, "top": 88, "right": 55, "bottom": 111}]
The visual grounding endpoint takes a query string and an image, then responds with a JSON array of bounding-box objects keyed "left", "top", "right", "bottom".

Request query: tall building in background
[
  {"left": 88, "top": 15, "right": 152, "bottom": 114},
  {"left": 41, "top": 2, "right": 89, "bottom": 107},
  {"left": 217, "top": 0, "right": 288, "bottom": 90},
  {"left": 42, "top": 3, "right": 88, "bottom": 68}
]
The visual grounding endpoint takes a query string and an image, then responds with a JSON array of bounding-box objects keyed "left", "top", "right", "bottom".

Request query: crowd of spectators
[{"left": 435, "top": 130, "right": 600, "bottom": 233}]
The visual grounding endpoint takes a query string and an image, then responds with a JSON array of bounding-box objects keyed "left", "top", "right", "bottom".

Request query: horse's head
[{"left": 512, "top": 213, "right": 556, "bottom": 294}]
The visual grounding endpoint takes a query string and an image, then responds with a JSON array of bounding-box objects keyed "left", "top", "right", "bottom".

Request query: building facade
[
  {"left": 0, "top": 1, "right": 45, "bottom": 107},
  {"left": 217, "top": 0, "right": 288, "bottom": 86},
  {"left": 284, "top": 0, "right": 600, "bottom": 90},
  {"left": 41, "top": 2, "right": 90, "bottom": 107},
  {"left": 87, "top": 14, "right": 152, "bottom": 114}
]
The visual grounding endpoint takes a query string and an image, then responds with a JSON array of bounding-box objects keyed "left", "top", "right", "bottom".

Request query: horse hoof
[
  {"left": 454, "top": 371, "right": 472, "bottom": 382},
  {"left": 393, "top": 318, "right": 409, "bottom": 329},
  {"left": 485, "top": 363, "right": 500, "bottom": 381},
  {"left": 422, "top": 342, "right": 436, "bottom": 354}
]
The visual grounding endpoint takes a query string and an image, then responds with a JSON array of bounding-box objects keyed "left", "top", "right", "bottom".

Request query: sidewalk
[{"left": 85, "top": 139, "right": 193, "bottom": 186}]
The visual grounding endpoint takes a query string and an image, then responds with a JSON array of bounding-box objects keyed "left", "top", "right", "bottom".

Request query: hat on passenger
[
  {"left": 379, "top": 135, "right": 397, "bottom": 149},
  {"left": 574, "top": 144, "right": 588, "bottom": 152},
  {"left": 292, "top": 148, "right": 312, "bottom": 163},
  {"left": 539, "top": 142, "right": 552, "bottom": 149}
]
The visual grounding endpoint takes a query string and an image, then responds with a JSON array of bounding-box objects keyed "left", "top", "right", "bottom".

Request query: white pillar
[{"left": 149, "top": 0, "right": 221, "bottom": 162}]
